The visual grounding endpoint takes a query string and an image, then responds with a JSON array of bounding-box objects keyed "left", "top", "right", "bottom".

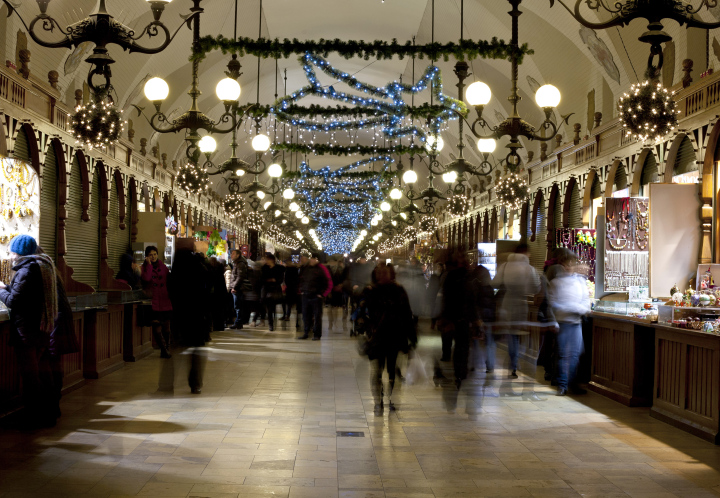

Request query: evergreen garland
[
  {"left": 192, "top": 35, "right": 531, "bottom": 64},
  {"left": 243, "top": 103, "right": 458, "bottom": 121},
  {"left": 274, "top": 142, "right": 422, "bottom": 157}
]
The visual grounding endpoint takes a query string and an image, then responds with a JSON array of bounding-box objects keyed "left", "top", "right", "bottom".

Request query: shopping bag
[{"left": 404, "top": 352, "right": 429, "bottom": 385}]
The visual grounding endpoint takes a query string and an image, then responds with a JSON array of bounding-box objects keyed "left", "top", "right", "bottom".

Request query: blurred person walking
[
  {"left": 363, "top": 262, "right": 417, "bottom": 415},
  {"left": 261, "top": 253, "right": 285, "bottom": 331},
  {"left": 439, "top": 250, "right": 474, "bottom": 386},
  {"left": 281, "top": 258, "right": 301, "bottom": 327},
  {"left": 548, "top": 248, "right": 591, "bottom": 396},
  {"left": 208, "top": 257, "right": 229, "bottom": 332},
  {"left": 229, "top": 249, "right": 248, "bottom": 329},
  {"left": 298, "top": 253, "right": 332, "bottom": 340}
]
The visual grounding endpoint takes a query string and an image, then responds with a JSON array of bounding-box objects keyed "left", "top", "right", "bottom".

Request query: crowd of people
[{"left": 0, "top": 232, "right": 592, "bottom": 428}]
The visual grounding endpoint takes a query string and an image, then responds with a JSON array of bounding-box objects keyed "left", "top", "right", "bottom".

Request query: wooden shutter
[
  {"left": 568, "top": 184, "right": 582, "bottom": 228},
  {"left": 13, "top": 128, "right": 30, "bottom": 162},
  {"left": 530, "top": 199, "right": 547, "bottom": 273},
  {"left": 39, "top": 144, "right": 58, "bottom": 261},
  {"left": 106, "top": 174, "right": 128, "bottom": 275},
  {"left": 64, "top": 158, "right": 99, "bottom": 289},
  {"left": 673, "top": 137, "right": 697, "bottom": 175}
]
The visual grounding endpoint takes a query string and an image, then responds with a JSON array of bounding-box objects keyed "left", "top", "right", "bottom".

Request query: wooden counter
[
  {"left": 83, "top": 304, "right": 125, "bottom": 379},
  {"left": 0, "top": 319, "right": 20, "bottom": 414},
  {"left": 60, "top": 312, "right": 86, "bottom": 393},
  {"left": 589, "top": 314, "right": 655, "bottom": 407},
  {"left": 123, "top": 302, "right": 153, "bottom": 362}
]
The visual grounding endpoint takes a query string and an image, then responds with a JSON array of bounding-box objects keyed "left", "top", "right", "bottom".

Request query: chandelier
[{"left": 4, "top": 0, "right": 191, "bottom": 93}]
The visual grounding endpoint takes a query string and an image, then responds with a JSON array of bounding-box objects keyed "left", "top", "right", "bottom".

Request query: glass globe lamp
[
  {"left": 252, "top": 133, "right": 271, "bottom": 152},
  {"left": 144, "top": 77, "right": 169, "bottom": 101},
  {"left": 535, "top": 84, "right": 561, "bottom": 108},
  {"left": 215, "top": 77, "right": 241, "bottom": 102}
]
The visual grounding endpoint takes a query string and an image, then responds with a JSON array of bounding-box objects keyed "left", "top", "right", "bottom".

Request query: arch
[
  {"left": 483, "top": 210, "right": 489, "bottom": 243},
  {"left": 18, "top": 123, "right": 39, "bottom": 174},
  {"left": 490, "top": 206, "right": 498, "bottom": 243},
  {"left": 475, "top": 212, "right": 482, "bottom": 246},
  {"left": 547, "top": 183, "right": 561, "bottom": 254},
  {"left": 519, "top": 200, "right": 529, "bottom": 244},
  {"left": 582, "top": 168, "right": 600, "bottom": 227},
  {"left": 74, "top": 150, "right": 91, "bottom": 221},
  {"left": 664, "top": 131, "right": 700, "bottom": 183},
  {"left": 128, "top": 177, "right": 138, "bottom": 243},
  {"left": 531, "top": 188, "right": 544, "bottom": 242},
  {"left": 603, "top": 159, "right": 626, "bottom": 198},
  {"left": 631, "top": 148, "right": 657, "bottom": 196},
  {"left": 113, "top": 169, "right": 126, "bottom": 230},
  {"left": 562, "top": 176, "right": 577, "bottom": 228}
]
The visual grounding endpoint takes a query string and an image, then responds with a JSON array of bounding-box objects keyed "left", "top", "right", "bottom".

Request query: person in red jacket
[{"left": 141, "top": 245, "right": 172, "bottom": 358}]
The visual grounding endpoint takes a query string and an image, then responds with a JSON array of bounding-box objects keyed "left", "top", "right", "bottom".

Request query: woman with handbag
[
  {"left": 261, "top": 253, "right": 285, "bottom": 331},
  {"left": 363, "top": 262, "right": 417, "bottom": 415}
]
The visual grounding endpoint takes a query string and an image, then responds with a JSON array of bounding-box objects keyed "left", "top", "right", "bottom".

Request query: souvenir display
[
  {"left": 553, "top": 228, "right": 596, "bottom": 282},
  {"left": 0, "top": 158, "right": 39, "bottom": 266},
  {"left": 603, "top": 197, "right": 649, "bottom": 292}
]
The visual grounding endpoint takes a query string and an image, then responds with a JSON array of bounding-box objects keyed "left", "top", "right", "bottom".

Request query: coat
[
  {"left": 0, "top": 258, "right": 46, "bottom": 348},
  {"left": 363, "top": 282, "right": 417, "bottom": 357},
  {"left": 492, "top": 254, "right": 540, "bottom": 332},
  {"left": 141, "top": 260, "right": 172, "bottom": 312},
  {"left": 299, "top": 264, "right": 331, "bottom": 297},
  {"left": 261, "top": 264, "right": 285, "bottom": 301},
  {"left": 548, "top": 272, "right": 591, "bottom": 324},
  {"left": 169, "top": 253, "right": 208, "bottom": 347},
  {"left": 229, "top": 256, "right": 248, "bottom": 292}
]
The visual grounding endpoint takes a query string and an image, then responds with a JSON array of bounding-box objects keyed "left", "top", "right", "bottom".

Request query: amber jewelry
[{"left": 608, "top": 237, "right": 628, "bottom": 250}]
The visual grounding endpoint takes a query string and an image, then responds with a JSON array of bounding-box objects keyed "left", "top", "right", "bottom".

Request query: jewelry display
[
  {"left": 604, "top": 251, "right": 650, "bottom": 291},
  {"left": 0, "top": 158, "right": 40, "bottom": 268},
  {"left": 603, "top": 197, "right": 649, "bottom": 291},
  {"left": 553, "top": 228, "right": 596, "bottom": 282}
]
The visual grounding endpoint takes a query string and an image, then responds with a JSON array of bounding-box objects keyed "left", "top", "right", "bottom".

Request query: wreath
[
  {"left": 618, "top": 81, "right": 679, "bottom": 142},
  {"left": 246, "top": 211, "right": 264, "bottom": 231},
  {"left": 71, "top": 95, "right": 125, "bottom": 149},
  {"left": 447, "top": 193, "right": 470, "bottom": 218},
  {"left": 223, "top": 194, "right": 245, "bottom": 217},
  {"left": 178, "top": 163, "right": 210, "bottom": 195},
  {"left": 403, "top": 226, "right": 418, "bottom": 241},
  {"left": 420, "top": 215, "right": 438, "bottom": 234},
  {"left": 495, "top": 173, "right": 528, "bottom": 210}
]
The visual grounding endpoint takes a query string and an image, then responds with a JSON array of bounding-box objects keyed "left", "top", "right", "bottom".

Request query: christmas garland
[
  {"left": 71, "top": 95, "right": 125, "bottom": 150},
  {"left": 192, "top": 35, "right": 531, "bottom": 64},
  {"left": 273, "top": 143, "right": 422, "bottom": 157},
  {"left": 244, "top": 103, "right": 458, "bottom": 121}
]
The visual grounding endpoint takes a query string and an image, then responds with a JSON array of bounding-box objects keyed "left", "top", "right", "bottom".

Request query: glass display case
[
  {"left": 107, "top": 289, "right": 148, "bottom": 304},
  {"left": 657, "top": 305, "right": 720, "bottom": 333},
  {"left": 593, "top": 299, "right": 658, "bottom": 321},
  {"left": 477, "top": 243, "right": 497, "bottom": 279},
  {"left": 68, "top": 292, "right": 108, "bottom": 312}
]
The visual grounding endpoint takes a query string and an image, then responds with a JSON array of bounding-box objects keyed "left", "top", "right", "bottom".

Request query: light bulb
[
  {"left": 390, "top": 188, "right": 402, "bottom": 200},
  {"left": 289, "top": 202, "right": 299, "bottom": 211},
  {"left": 466, "top": 81, "right": 491, "bottom": 106},
  {"left": 402, "top": 169, "right": 418, "bottom": 184},
  {"left": 144, "top": 77, "right": 169, "bottom": 101},
  {"left": 361, "top": 230, "right": 368, "bottom": 236},
  {"left": 256, "top": 190, "right": 265, "bottom": 199},
  {"left": 380, "top": 201, "right": 391, "bottom": 211},
  {"left": 302, "top": 216, "right": 309, "bottom": 224},
  {"left": 283, "top": 188, "right": 295, "bottom": 199},
  {"left": 234, "top": 169, "right": 245, "bottom": 176},
  {"left": 391, "top": 220, "right": 397, "bottom": 226},
  {"left": 296, "top": 211, "right": 303, "bottom": 219},
  {"left": 215, "top": 77, "right": 241, "bottom": 101},
  {"left": 252, "top": 133, "right": 271, "bottom": 152},
  {"left": 425, "top": 135, "right": 444, "bottom": 152},
  {"left": 371, "top": 219, "right": 378, "bottom": 226},
  {"left": 198, "top": 135, "right": 216, "bottom": 154},
  {"left": 282, "top": 219, "right": 287, "bottom": 224},
  {"left": 274, "top": 209, "right": 281, "bottom": 216},
  {"left": 442, "top": 171, "right": 458, "bottom": 183},
  {"left": 477, "top": 138, "right": 496, "bottom": 153},
  {"left": 268, "top": 163, "right": 283, "bottom": 178},
  {"left": 535, "top": 84, "right": 561, "bottom": 108},
  {"left": 263, "top": 201, "right": 271, "bottom": 210}
]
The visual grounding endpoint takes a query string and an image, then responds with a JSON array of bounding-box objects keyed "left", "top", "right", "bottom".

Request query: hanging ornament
[
  {"left": 71, "top": 94, "right": 125, "bottom": 149},
  {"left": 266, "top": 224, "right": 281, "bottom": 239},
  {"left": 223, "top": 194, "right": 245, "bottom": 217},
  {"left": 495, "top": 172, "right": 528, "bottom": 210},
  {"left": 419, "top": 215, "right": 438, "bottom": 235},
  {"left": 618, "top": 81, "right": 679, "bottom": 142},
  {"left": 447, "top": 193, "right": 470, "bottom": 218},
  {"left": 403, "top": 226, "right": 418, "bottom": 241},
  {"left": 178, "top": 162, "right": 210, "bottom": 195},
  {"left": 246, "top": 211, "right": 264, "bottom": 231}
]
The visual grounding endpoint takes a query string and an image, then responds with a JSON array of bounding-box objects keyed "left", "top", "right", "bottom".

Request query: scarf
[{"left": 16, "top": 254, "right": 58, "bottom": 334}]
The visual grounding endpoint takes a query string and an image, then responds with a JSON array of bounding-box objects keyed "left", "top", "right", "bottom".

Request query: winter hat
[{"left": 9, "top": 235, "right": 38, "bottom": 257}]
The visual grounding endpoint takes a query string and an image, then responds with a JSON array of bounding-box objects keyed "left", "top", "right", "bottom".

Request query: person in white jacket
[{"left": 547, "top": 248, "right": 591, "bottom": 396}]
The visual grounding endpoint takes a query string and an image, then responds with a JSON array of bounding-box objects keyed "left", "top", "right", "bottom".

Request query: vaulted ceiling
[{"left": 4, "top": 0, "right": 719, "bottom": 195}]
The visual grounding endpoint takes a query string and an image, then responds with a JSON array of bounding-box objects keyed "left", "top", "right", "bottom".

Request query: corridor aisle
[{"left": 1, "top": 318, "right": 720, "bottom": 497}]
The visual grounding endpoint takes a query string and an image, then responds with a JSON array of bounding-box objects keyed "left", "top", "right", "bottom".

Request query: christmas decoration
[
  {"left": 71, "top": 94, "right": 125, "bottom": 149},
  {"left": 618, "top": 80, "right": 679, "bottom": 142},
  {"left": 165, "top": 215, "right": 178, "bottom": 236},
  {"left": 178, "top": 162, "right": 210, "bottom": 195},
  {"left": 246, "top": 211, "right": 264, "bottom": 231},
  {"left": 403, "top": 226, "right": 418, "bottom": 241},
  {"left": 447, "top": 194, "right": 470, "bottom": 218},
  {"left": 419, "top": 215, "right": 438, "bottom": 235},
  {"left": 495, "top": 172, "right": 528, "bottom": 210},
  {"left": 192, "top": 35, "right": 531, "bottom": 64},
  {"left": 223, "top": 194, "right": 246, "bottom": 217}
]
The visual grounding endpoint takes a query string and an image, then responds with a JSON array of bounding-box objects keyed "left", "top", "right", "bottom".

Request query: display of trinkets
[
  {"left": 553, "top": 228, "right": 596, "bottom": 282},
  {"left": 0, "top": 158, "right": 40, "bottom": 262},
  {"left": 605, "top": 197, "right": 649, "bottom": 253},
  {"left": 604, "top": 251, "right": 650, "bottom": 291}
]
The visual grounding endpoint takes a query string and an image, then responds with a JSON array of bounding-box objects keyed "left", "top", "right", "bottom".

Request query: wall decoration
[
  {"left": 553, "top": 228, "right": 596, "bottom": 282},
  {"left": 618, "top": 81, "right": 678, "bottom": 142},
  {"left": 0, "top": 158, "right": 39, "bottom": 260},
  {"left": 64, "top": 41, "right": 94, "bottom": 76},
  {"left": 579, "top": 27, "right": 621, "bottom": 85}
]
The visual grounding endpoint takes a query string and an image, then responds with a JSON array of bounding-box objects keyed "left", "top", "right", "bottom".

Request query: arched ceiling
[{"left": 5, "top": 0, "right": 715, "bottom": 197}]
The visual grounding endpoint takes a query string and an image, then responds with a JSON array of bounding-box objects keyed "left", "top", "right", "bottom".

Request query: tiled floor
[{"left": 2, "top": 315, "right": 720, "bottom": 497}]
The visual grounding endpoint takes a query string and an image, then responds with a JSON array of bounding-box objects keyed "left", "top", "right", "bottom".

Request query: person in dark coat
[
  {"left": 260, "top": 253, "right": 285, "bottom": 331},
  {"left": 194, "top": 252, "right": 213, "bottom": 340},
  {"left": 229, "top": 249, "right": 249, "bottom": 329},
  {"left": 159, "top": 248, "right": 208, "bottom": 394},
  {"left": 0, "top": 235, "right": 57, "bottom": 428},
  {"left": 208, "top": 257, "right": 230, "bottom": 332},
  {"left": 363, "top": 262, "right": 417, "bottom": 415},
  {"left": 36, "top": 246, "right": 79, "bottom": 421},
  {"left": 115, "top": 253, "right": 141, "bottom": 290},
  {"left": 141, "top": 245, "right": 172, "bottom": 358},
  {"left": 297, "top": 253, "right": 332, "bottom": 340},
  {"left": 281, "top": 259, "right": 300, "bottom": 326}
]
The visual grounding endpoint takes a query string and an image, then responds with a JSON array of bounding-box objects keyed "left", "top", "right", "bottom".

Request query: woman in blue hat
[{"left": 0, "top": 234, "right": 59, "bottom": 428}]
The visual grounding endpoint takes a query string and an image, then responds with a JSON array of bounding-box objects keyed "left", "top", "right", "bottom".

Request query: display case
[
  {"left": 593, "top": 299, "right": 658, "bottom": 321},
  {"left": 107, "top": 289, "right": 147, "bottom": 304},
  {"left": 477, "top": 243, "right": 497, "bottom": 278},
  {"left": 68, "top": 292, "right": 108, "bottom": 312},
  {"left": 657, "top": 305, "right": 720, "bottom": 333}
]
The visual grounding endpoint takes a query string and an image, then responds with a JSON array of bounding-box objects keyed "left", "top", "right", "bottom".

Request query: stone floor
[{"left": 2, "top": 314, "right": 720, "bottom": 498}]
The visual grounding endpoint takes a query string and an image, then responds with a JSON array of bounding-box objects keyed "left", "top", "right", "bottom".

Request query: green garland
[
  {"left": 242, "top": 103, "right": 458, "bottom": 121},
  {"left": 274, "top": 143, "right": 423, "bottom": 157},
  {"left": 282, "top": 170, "right": 394, "bottom": 180},
  {"left": 192, "top": 35, "right": 531, "bottom": 64}
]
